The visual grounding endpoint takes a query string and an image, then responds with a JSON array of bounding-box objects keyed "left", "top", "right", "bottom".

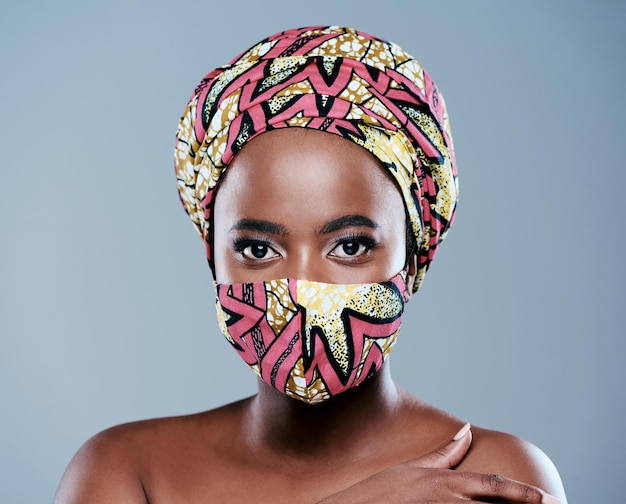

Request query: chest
[{"left": 139, "top": 443, "right": 392, "bottom": 504}]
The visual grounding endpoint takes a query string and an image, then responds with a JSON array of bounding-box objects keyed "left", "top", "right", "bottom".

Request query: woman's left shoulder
[{"left": 459, "top": 426, "right": 567, "bottom": 503}]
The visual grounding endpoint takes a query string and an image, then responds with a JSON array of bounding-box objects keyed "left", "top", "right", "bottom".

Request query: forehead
[{"left": 215, "top": 128, "right": 404, "bottom": 220}]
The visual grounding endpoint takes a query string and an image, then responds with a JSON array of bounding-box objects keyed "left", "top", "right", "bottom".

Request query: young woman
[{"left": 55, "top": 26, "right": 567, "bottom": 503}]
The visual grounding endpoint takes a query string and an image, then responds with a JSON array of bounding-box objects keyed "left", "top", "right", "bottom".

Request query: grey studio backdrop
[{"left": 1, "top": 1, "right": 623, "bottom": 502}]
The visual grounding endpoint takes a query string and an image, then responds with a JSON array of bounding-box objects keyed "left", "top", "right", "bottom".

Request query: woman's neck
[{"left": 242, "top": 365, "right": 402, "bottom": 464}]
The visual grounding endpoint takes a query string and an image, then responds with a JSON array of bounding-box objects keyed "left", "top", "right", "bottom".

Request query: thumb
[{"left": 411, "top": 423, "right": 472, "bottom": 470}]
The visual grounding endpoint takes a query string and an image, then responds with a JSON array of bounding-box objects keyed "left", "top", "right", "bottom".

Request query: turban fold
[{"left": 175, "top": 26, "right": 458, "bottom": 291}]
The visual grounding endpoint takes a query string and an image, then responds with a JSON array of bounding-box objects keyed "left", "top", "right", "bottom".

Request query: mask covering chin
[{"left": 214, "top": 271, "right": 409, "bottom": 405}]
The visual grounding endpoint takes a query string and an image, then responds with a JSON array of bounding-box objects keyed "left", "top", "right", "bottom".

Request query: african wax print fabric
[
  {"left": 215, "top": 272, "right": 408, "bottom": 404},
  {"left": 175, "top": 26, "right": 458, "bottom": 291}
]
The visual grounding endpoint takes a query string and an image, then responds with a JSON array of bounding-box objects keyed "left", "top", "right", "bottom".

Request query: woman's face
[{"left": 213, "top": 128, "right": 412, "bottom": 288}]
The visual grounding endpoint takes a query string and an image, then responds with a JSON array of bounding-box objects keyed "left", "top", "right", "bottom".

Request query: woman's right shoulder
[
  {"left": 53, "top": 420, "right": 155, "bottom": 504},
  {"left": 53, "top": 400, "right": 250, "bottom": 504}
]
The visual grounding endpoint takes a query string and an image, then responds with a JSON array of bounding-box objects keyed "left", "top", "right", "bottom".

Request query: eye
[
  {"left": 244, "top": 244, "right": 271, "bottom": 259},
  {"left": 329, "top": 237, "right": 377, "bottom": 259},
  {"left": 234, "top": 239, "right": 280, "bottom": 261},
  {"left": 340, "top": 241, "right": 362, "bottom": 256}
]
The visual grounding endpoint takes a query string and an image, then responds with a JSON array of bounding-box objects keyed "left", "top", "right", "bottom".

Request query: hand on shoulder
[
  {"left": 318, "top": 423, "right": 566, "bottom": 504},
  {"left": 457, "top": 426, "right": 567, "bottom": 503}
]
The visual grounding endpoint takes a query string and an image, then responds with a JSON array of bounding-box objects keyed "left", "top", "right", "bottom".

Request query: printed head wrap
[{"left": 175, "top": 26, "right": 458, "bottom": 291}]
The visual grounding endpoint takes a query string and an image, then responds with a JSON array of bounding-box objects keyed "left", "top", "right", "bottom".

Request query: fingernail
[
  {"left": 542, "top": 494, "right": 560, "bottom": 504},
  {"left": 453, "top": 422, "right": 471, "bottom": 440}
]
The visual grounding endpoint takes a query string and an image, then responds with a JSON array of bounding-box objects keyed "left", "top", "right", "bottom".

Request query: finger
[
  {"left": 458, "top": 471, "right": 560, "bottom": 504},
  {"left": 411, "top": 423, "right": 472, "bottom": 470}
]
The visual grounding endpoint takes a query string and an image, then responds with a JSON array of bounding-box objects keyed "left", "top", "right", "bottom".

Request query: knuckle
[
  {"left": 427, "top": 472, "right": 444, "bottom": 490},
  {"left": 521, "top": 483, "right": 543, "bottom": 502},
  {"left": 482, "top": 473, "right": 505, "bottom": 493}
]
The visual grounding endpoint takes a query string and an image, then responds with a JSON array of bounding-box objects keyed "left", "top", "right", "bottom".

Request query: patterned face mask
[{"left": 214, "top": 272, "right": 409, "bottom": 404}]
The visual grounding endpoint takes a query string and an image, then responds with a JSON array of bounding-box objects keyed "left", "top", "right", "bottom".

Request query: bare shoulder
[
  {"left": 396, "top": 393, "right": 567, "bottom": 502},
  {"left": 459, "top": 426, "right": 568, "bottom": 503},
  {"left": 54, "top": 400, "right": 249, "bottom": 504},
  {"left": 53, "top": 420, "right": 152, "bottom": 504}
]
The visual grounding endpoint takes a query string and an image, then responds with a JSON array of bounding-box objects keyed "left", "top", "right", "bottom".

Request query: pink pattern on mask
[{"left": 215, "top": 273, "right": 407, "bottom": 403}]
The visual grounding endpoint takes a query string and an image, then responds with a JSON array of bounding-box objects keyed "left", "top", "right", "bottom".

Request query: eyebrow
[
  {"left": 229, "top": 215, "right": 379, "bottom": 236},
  {"left": 318, "top": 215, "right": 380, "bottom": 234},
  {"left": 229, "top": 219, "right": 290, "bottom": 236}
]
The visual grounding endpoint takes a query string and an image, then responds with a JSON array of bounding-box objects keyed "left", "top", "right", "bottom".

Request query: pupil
[
  {"left": 252, "top": 245, "right": 267, "bottom": 258},
  {"left": 342, "top": 242, "right": 359, "bottom": 255}
]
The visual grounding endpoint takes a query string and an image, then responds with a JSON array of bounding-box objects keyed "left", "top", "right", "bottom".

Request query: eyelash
[
  {"left": 231, "top": 233, "right": 378, "bottom": 261},
  {"left": 233, "top": 237, "right": 277, "bottom": 254},
  {"left": 330, "top": 234, "right": 378, "bottom": 256}
]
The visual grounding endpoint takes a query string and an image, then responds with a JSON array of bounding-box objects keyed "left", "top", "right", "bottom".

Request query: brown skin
[{"left": 55, "top": 129, "right": 567, "bottom": 503}]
